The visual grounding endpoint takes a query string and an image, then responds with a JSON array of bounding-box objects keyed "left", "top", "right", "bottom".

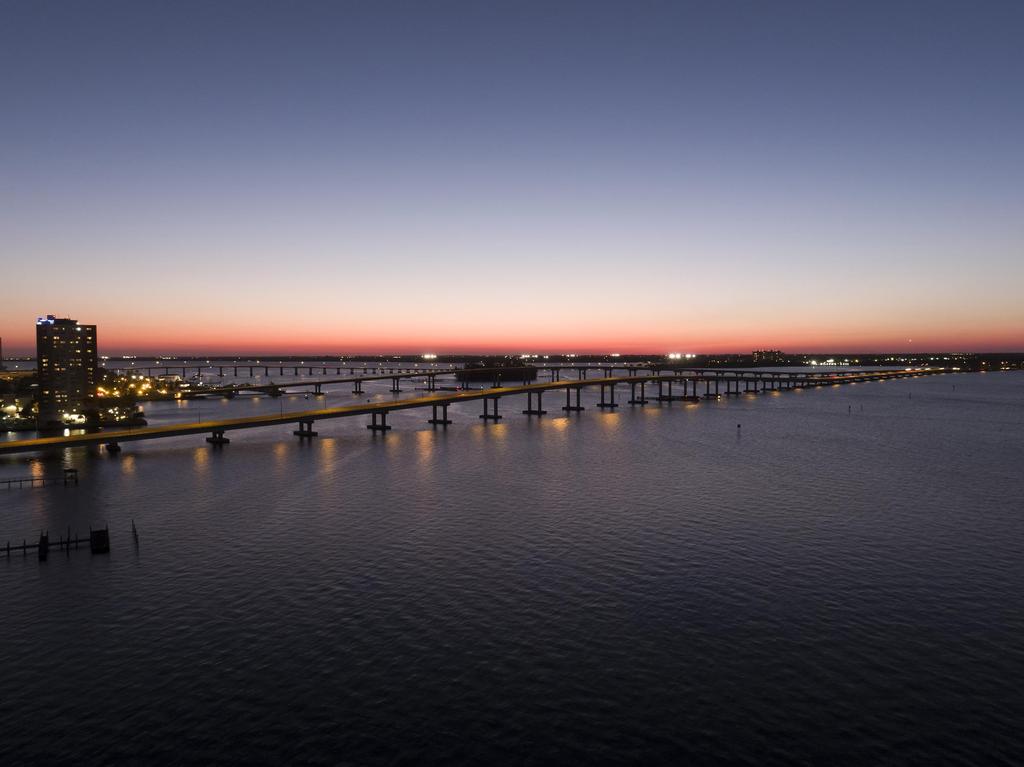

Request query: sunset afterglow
[{"left": 1, "top": 2, "right": 1021, "bottom": 354}]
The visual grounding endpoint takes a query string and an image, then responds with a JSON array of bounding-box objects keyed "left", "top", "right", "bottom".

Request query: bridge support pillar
[
  {"left": 314, "top": 383, "right": 322, "bottom": 395},
  {"left": 294, "top": 420, "right": 318, "bottom": 438},
  {"left": 352, "top": 380, "right": 364, "bottom": 394},
  {"left": 390, "top": 377, "right": 402, "bottom": 393},
  {"left": 206, "top": 430, "right": 230, "bottom": 445},
  {"left": 522, "top": 391, "right": 547, "bottom": 415},
  {"left": 367, "top": 411, "right": 391, "bottom": 431},
  {"left": 104, "top": 442, "right": 121, "bottom": 454},
  {"left": 629, "top": 380, "right": 648, "bottom": 405},
  {"left": 428, "top": 404, "right": 452, "bottom": 426},
  {"left": 480, "top": 397, "right": 502, "bottom": 421},
  {"left": 597, "top": 383, "right": 618, "bottom": 408},
  {"left": 563, "top": 386, "right": 585, "bottom": 412},
  {"left": 657, "top": 379, "right": 676, "bottom": 402}
]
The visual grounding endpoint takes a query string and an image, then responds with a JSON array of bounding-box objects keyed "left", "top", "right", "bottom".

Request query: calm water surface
[{"left": 2, "top": 372, "right": 1023, "bottom": 765}]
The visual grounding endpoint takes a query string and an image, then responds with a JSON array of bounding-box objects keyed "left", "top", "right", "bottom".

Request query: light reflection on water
[{"left": 0, "top": 372, "right": 1022, "bottom": 763}]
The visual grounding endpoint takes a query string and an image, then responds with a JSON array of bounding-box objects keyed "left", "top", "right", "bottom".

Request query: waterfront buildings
[
  {"left": 35, "top": 315, "right": 98, "bottom": 426},
  {"left": 752, "top": 349, "right": 786, "bottom": 364}
]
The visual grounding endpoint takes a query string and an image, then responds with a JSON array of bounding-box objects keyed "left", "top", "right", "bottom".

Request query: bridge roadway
[
  {"left": 184, "top": 365, "right": 935, "bottom": 398},
  {"left": 177, "top": 365, "right": 548, "bottom": 398},
  {"left": 105, "top": 363, "right": 460, "bottom": 377},
  {"left": 109, "top": 361, "right": 913, "bottom": 380},
  {"left": 182, "top": 370, "right": 460, "bottom": 398},
  {"left": 0, "top": 368, "right": 949, "bottom": 456}
]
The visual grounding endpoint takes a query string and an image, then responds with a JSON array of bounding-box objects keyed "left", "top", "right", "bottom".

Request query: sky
[{"left": 1, "top": 0, "right": 1021, "bottom": 355}]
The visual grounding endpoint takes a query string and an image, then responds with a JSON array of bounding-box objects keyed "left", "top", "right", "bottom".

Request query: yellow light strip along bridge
[{"left": 0, "top": 368, "right": 952, "bottom": 456}]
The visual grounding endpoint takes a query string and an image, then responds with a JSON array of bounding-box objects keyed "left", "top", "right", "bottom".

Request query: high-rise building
[{"left": 35, "top": 315, "right": 98, "bottom": 426}]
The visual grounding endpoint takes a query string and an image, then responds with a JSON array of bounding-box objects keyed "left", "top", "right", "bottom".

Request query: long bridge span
[
  {"left": 176, "top": 364, "right": 944, "bottom": 399},
  {"left": 182, "top": 370, "right": 461, "bottom": 398},
  {"left": 103, "top": 360, "right": 912, "bottom": 382},
  {"left": 0, "top": 368, "right": 953, "bottom": 456}
]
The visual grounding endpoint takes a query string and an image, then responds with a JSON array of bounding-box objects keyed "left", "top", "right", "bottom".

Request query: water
[{"left": 2, "top": 372, "right": 1022, "bottom": 764}]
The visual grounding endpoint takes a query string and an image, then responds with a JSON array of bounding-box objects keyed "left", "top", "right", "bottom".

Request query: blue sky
[{"left": 1, "top": 1, "right": 1021, "bottom": 353}]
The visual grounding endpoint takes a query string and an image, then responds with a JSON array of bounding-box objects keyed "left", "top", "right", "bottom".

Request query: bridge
[
  {"left": 169, "top": 364, "right": 926, "bottom": 399},
  {"left": 103, "top": 360, "right": 842, "bottom": 380},
  {"left": 0, "top": 368, "right": 952, "bottom": 456},
  {"left": 179, "top": 370, "right": 462, "bottom": 399},
  {"left": 104, "top": 362, "right": 460, "bottom": 378},
  {"left": 171, "top": 365, "right": 549, "bottom": 399}
]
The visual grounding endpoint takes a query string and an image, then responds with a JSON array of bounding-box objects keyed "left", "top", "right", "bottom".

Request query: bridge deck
[
  {"left": 0, "top": 370, "right": 945, "bottom": 456},
  {"left": 188, "top": 370, "right": 451, "bottom": 395},
  {"left": 181, "top": 366, "right": 539, "bottom": 397}
]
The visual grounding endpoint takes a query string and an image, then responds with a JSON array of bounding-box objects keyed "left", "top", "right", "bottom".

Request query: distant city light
[{"left": 422, "top": 353, "right": 437, "bottom": 360}]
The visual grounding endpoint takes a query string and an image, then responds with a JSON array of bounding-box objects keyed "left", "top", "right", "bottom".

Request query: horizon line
[{"left": 4, "top": 349, "right": 1022, "bottom": 360}]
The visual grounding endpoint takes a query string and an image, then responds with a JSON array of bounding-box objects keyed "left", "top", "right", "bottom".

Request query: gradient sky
[{"left": 1, "top": 0, "right": 1021, "bottom": 354}]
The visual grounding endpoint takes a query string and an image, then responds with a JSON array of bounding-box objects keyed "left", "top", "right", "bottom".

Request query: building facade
[
  {"left": 35, "top": 316, "right": 98, "bottom": 426},
  {"left": 752, "top": 349, "right": 786, "bottom": 365}
]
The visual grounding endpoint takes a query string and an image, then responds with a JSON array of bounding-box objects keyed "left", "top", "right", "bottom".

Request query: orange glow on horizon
[
  {"left": 2, "top": 326, "right": 1020, "bottom": 356},
  {"left": 2, "top": 305, "right": 1020, "bottom": 355}
]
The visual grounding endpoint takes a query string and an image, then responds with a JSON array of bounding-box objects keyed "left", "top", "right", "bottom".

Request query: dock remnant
[
  {"left": 2, "top": 468, "right": 79, "bottom": 490},
  {"left": 90, "top": 526, "right": 110, "bottom": 554},
  {"left": 3, "top": 523, "right": 115, "bottom": 559}
]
